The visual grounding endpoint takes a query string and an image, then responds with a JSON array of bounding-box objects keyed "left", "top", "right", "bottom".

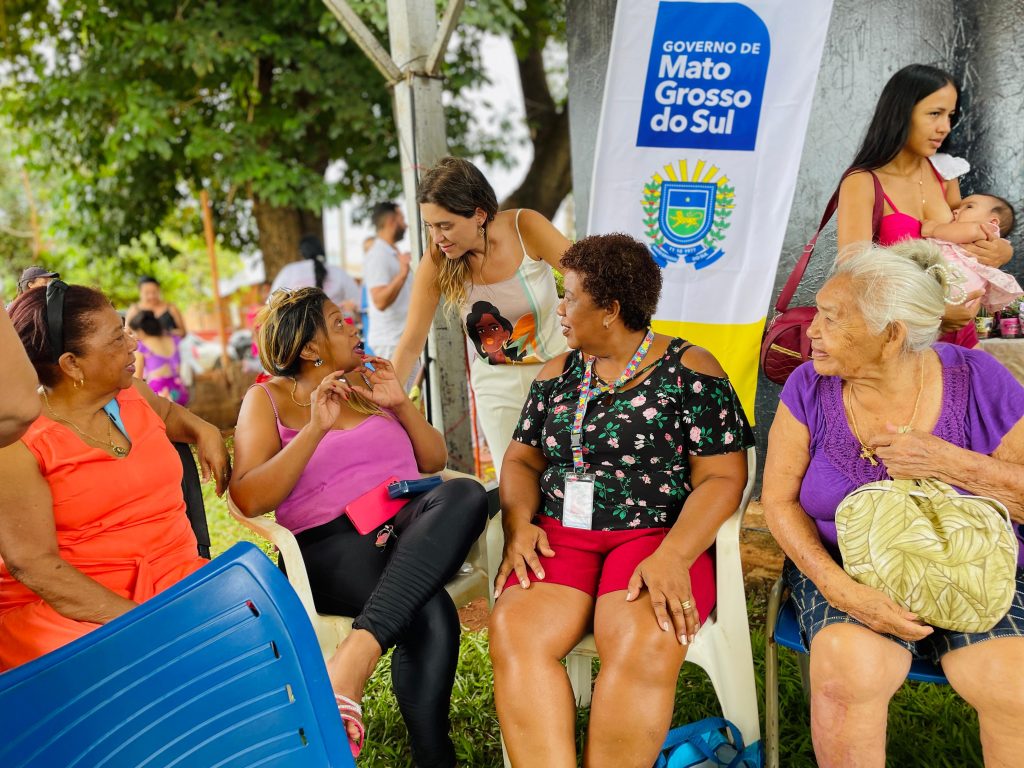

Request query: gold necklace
[
  {"left": 918, "top": 161, "right": 927, "bottom": 207},
  {"left": 42, "top": 391, "right": 128, "bottom": 457},
  {"left": 845, "top": 356, "right": 925, "bottom": 466},
  {"left": 290, "top": 378, "right": 311, "bottom": 408}
]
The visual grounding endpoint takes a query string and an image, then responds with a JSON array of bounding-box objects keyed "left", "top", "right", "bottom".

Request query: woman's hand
[
  {"left": 832, "top": 581, "right": 934, "bottom": 642},
  {"left": 493, "top": 522, "right": 555, "bottom": 597},
  {"left": 962, "top": 237, "right": 1012, "bottom": 268},
  {"left": 868, "top": 426, "right": 956, "bottom": 481},
  {"left": 309, "top": 371, "right": 353, "bottom": 433},
  {"left": 626, "top": 546, "right": 699, "bottom": 645},
  {"left": 195, "top": 423, "right": 231, "bottom": 496},
  {"left": 939, "top": 290, "right": 982, "bottom": 333},
  {"left": 348, "top": 356, "right": 408, "bottom": 410}
]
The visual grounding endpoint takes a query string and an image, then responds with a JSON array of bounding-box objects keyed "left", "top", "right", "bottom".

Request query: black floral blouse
[{"left": 512, "top": 338, "right": 753, "bottom": 531}]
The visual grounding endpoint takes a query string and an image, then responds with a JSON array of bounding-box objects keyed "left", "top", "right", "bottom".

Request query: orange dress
[{"left": 0, "top": 386, "right": 207, "bottom": 670}]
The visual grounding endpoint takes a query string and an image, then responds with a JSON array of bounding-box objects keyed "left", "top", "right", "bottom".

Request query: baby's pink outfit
[{"left": 933, "top": 239, "right": 1023, "bottom": 311}]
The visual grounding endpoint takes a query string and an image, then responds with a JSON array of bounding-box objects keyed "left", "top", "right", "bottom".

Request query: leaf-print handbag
[{"left": 835, "top": 478, "right": 1018, "bottom": 633}]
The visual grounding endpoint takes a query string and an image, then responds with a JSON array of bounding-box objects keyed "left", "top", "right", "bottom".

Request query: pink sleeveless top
[
  {"left": 254, "top": 384, "right": 420, "bottom": 534},
  {"left": 872, "top": 163, "right": 977, "bottom": 348}
]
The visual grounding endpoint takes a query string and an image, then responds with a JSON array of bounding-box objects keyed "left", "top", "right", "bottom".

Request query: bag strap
[
  {"left": 655, "top": 717, "right": 747, "bottom": 768},
  {"left": 774, "top": 170, "right": 885, "bottom": 313}
]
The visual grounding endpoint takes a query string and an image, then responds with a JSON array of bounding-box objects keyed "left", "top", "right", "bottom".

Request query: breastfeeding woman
[
  {"left": 390, "top": 157, "right": 570, "bottom": 478},
  {"left": 837, "top": 63, "right": 1012, "bottom": 347},
  {"left": 230, "top": 288, "right": 487, "bottom": 765}
]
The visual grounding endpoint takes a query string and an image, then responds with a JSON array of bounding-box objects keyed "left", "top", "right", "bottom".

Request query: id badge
[{"left": 562, "top": 473, "right": 596, "bottom": 530}]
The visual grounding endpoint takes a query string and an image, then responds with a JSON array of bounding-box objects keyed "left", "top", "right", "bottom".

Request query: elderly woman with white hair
[{"left": 762, "top": 239, "right": 1024, "bottom": 768}]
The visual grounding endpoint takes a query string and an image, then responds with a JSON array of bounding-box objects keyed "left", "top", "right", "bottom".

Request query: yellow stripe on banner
[{"left": 651, "top": 317, "right": 767, "bottom": 425}]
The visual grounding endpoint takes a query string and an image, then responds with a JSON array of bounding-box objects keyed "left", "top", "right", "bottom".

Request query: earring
[
  {"left": 478, "top": 224, "right": 485, "bottom": 238},
  {"left": 314, "top": 358, "right": 324, "bottom": 368},
  {"left": 603, "top": 319, "right": 611, "bottom": 329},
  {"left": 73, "top": 377, "right": 84, "bottom": 389}
]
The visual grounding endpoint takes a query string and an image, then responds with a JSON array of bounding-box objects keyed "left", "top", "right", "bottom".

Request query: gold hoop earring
[{"left": 73, "top": 377, "right": 84, "bottom": 389}]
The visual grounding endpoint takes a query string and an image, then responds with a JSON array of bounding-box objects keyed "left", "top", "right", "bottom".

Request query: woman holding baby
[{"left": 837, "top": 63, "right": 1016, "bottom": 348}]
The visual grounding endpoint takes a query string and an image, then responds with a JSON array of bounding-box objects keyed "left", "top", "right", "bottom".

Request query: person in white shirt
[
  {"left": 271, "top": 235, "right": 360, "bottom": 319},
  {"left": 363, "top": 203, "right": 412, "bottom": 361}
]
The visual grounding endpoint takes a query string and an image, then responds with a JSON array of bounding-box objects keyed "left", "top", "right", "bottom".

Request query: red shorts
[{"left": 502, "top": 516, "right": 716, "bottom": 622}]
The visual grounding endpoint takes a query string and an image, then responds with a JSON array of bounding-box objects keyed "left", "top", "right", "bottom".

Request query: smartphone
[{"left": 387, "top": 476, "right": 443, "bottom": 499}]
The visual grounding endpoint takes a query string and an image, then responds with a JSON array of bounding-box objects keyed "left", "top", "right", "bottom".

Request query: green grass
[{"left": 204, "top": 486, "right": 984, "bottom": 767}]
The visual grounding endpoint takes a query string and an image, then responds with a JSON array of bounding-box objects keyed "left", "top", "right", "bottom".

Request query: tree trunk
[
  {"left": 252, "top": 197, "right": 324, "bottom": 282},
  {"left": 501, "top": 43, "right": 572, "bottom": 219}
]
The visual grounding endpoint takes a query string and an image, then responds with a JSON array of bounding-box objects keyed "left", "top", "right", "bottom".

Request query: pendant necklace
[
  {"left": 42, "top": 391, "right": 129, "bottom": 457},
  {"left": 845, "top": 357, "right": 925, "bottom": 467}
]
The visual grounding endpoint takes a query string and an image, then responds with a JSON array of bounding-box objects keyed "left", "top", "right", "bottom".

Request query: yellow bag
[{"left": 835, "top": 478, "right": 1018, "bottom": 633}]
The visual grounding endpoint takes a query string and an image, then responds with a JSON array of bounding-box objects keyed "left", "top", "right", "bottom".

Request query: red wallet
[{"left": 344, "top": 476, "right": 409, "bottom": 535}]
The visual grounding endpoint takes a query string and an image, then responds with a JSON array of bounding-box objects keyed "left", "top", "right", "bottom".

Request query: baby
[{"left": 921, "top": 194, "right": 1021, "bottom": 311}]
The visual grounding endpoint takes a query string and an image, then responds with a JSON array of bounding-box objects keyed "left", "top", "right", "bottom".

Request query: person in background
[
  {"left": 364, "top": 202, "right": 413, "bottom": 362},
  {"left": 17, "top": 267, "right": 60, "bottom": 296},
  {"left": 125, "top": 276, "right": 187, "bottom": 338},
  {"left": 390, "top": 157, "right": 570, "bottom": 478},
  {"left": 0, "top": 307, "right": 40, "bottom": 446},
  {"left": 270, "top": 234, "right": 360, "bottom": 320},
  {"left": 836, "top": 63, "right": 1012, "bottom": 348},
  {"left": 0, "top": 282, "right": 229, "bottom": 670},
  {"left": 129, "top": 310, "right": 190, "bottom": 406}
]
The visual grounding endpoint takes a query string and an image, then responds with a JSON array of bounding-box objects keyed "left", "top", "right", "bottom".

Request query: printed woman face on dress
[
  {"left": 79, "top": 305, "right": 139, "bottom": 391},
  {"left": 557, "top": 270, "right": 609, "bottom": 351},
  {"left": 809, "top": 275, "right": 887, "bottom": 379},
  {"left": 905, "top": 83, "right": 957, "bottom": 158},
  {"left": 420, "top": 202, "right": 485, "bottom": 260},
  {"left": 317, "top": 300, "right": 362, "bottom": 371},
  {"left": 475, "top": 313, "right": 510, "bottom": 358}
]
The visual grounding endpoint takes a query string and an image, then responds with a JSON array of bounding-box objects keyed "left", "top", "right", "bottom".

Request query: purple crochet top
[{"left": 780, "top": 343, "right": 1024, "bottom": 566}]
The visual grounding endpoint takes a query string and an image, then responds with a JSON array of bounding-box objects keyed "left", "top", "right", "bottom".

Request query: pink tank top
[
  {"left": 872, "top": 163, "right": 977, "bottom": 349},
  {"left": 255, "top": 384, "right": 420, "bottom": 534}
]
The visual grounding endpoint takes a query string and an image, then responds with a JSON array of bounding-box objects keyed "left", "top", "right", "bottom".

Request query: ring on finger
[{"left": 680, "top": 599, "right": 693, "bottom": 611}]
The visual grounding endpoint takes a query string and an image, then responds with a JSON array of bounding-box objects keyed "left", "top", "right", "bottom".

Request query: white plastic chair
[
  {"left": 500, "top": 446, "right": 760, "bottom": 767},
  {"left": 227, "top": 470, "right": 492, "bottom": 659}
]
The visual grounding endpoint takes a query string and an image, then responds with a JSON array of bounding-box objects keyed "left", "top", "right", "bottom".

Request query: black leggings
[{"left": 296, "top": 478, "right": 487, "bottom": 768}]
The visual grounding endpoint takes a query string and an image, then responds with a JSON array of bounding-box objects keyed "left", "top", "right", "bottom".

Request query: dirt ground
[{"left": 457, "top": 500, "right": 783, "bottom": 632}]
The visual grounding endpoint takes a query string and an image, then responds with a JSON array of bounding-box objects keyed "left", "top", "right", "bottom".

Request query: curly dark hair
[{"left": 559, "top": 234, "right": 662, "bottom": 331}]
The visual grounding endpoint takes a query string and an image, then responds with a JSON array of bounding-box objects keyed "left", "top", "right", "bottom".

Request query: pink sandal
[{"left": 334, "top": 693, "right": 365, "bottom": 757}]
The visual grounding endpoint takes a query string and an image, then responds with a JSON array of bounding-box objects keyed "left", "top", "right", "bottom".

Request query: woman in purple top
[
  {"left": 762, "top": 240, "right": 1024, "bottom": 767},
  {"left": 229, "top": 288, "right": 486, "bottom": 765}
]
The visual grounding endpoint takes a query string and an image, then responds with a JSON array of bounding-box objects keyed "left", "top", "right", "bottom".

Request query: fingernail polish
[
  {"left": 681, "top": 635, "right": 688, "bottom": 646},
  {"left": 661, "top": 621, "right": 670, "bottom": 632}
]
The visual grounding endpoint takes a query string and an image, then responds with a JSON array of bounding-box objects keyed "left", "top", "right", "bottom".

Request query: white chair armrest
[
  {"left": 711, "top": 446, "right": 757, "bottom": 629},
  {"left": 226, "top": 495, "right": 319, "bottom": 623}
]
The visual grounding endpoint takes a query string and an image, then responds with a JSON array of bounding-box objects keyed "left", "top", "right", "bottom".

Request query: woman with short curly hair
[{"left": 489, "top": 233, "right": 753, "bottom": 767}]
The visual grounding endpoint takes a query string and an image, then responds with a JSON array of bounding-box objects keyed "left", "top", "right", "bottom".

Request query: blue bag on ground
[{"left": 654, "top": 717, "right": 763, "bottom": 768}]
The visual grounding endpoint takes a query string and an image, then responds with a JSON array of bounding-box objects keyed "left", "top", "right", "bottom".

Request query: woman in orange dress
[{"left": 0, "top": 282, "right": 229, "bottom": 670}]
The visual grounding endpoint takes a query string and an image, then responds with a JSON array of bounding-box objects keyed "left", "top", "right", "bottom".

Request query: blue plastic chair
[
  {"left": 0, "top": 542, "right": 354, "bottom": 768},
  {"left": 764, "top": 575, "right": 947, "bottom": 767}
]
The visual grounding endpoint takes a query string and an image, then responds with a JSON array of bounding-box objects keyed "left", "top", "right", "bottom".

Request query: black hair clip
[{"left": 44, "top": 279, "right": 70, "bottom": 363}]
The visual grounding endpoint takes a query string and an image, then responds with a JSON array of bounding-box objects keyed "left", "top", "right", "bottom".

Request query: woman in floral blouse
[{"left": 488, "top": 233, "right": 753, "bottom": 768}]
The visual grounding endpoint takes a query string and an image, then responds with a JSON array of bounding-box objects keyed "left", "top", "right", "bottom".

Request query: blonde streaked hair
[
  {"left": 417, "top": 157, "right": 498, "bottom": 313},
  {"left": 257, "top": 288, "right": 383, "bottom": 416}
]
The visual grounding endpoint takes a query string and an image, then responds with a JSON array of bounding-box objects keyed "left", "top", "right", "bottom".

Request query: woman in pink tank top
[
  {"left": 836, "top": 64, "right": 1013, "bottom": 348},
  {"left": 229, "top": 288, "right": 487, "bottom": 765}
]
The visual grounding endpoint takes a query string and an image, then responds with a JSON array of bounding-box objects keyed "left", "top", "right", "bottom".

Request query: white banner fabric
[{"left": 587, "top": 0, "right": 833, "bottom": 418}]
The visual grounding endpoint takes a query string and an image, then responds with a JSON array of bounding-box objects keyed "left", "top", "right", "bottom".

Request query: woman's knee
[
  {"left": 943, "top": 638, "right": 1024, "bottom": 716},
  {"left": 433, "top": 478, "right": 488, "bottom": 536},
  {"left": 810, "top": 625, "right": 910, "bottom": 706},
  {"left": 595, "top": 614, "right": 685, "bottom": 685}
]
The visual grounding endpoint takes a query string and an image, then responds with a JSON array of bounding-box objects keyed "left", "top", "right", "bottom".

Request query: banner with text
[{"left": 588, "top": 0, "right": 833, "bottom": 420}]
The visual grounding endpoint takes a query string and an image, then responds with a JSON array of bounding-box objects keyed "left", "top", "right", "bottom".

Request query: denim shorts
[{"left": 783, "top": 560, "right": 1024, "bottom": 664}]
